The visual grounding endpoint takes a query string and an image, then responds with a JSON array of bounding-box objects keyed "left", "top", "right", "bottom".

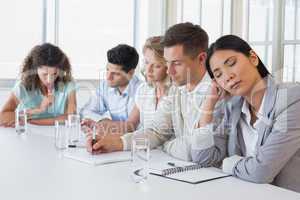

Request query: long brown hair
[{"left": 21, "top": 43, "right": 73, "bottom": 91}]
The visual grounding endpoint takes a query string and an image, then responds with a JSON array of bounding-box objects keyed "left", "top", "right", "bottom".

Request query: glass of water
[
  {"left": 131, "top": 133, "right": 150, "bottom": 183},
  {"left": 68, "top": 114, "right": 81, "bottom": 145},
  {"left": 55, "top": 120, "right": 68, "bottom": 150},
  {"left": 15, "top": 108, "right": 27, "bottom": 134}
]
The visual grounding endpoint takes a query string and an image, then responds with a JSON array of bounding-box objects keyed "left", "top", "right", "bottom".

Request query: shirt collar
[
  {"left": 241, "top": 91, "right": 266, "bottom": 126},
  {"left": 180, "top": 72, "right": 211, "bottom": 94},
  {"left": 108, "top": 75, "right": 139, "bottom": 97}
]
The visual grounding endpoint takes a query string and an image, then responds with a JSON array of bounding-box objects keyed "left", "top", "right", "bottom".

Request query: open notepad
[
  {"left": 149, "top": 161, "right": 231, "bottom": 184},
  {"left": 63, "top": 148, "right": 131, "bottom": 165}
]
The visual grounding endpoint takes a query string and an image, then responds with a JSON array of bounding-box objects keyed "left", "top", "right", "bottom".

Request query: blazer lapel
[
  {"left": 228, "top": 97, "right": 243, "bottom": 156},
  {"left": 256, "top": 76, "right": 278, "bottom": 146}
]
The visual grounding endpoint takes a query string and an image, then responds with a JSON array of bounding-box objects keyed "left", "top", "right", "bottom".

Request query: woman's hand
[
  {"left": 209, "top": 80, "right": 230, "bottom": 103},
  {"left": 27, "top": 94, "right": 54, "bottom": 116},
  {"left": 197, "top": 80, "right": 230, "bottom": 128},
  {"left": 39, "top": 94, "right": 54, "bottom": 112},
  {"left": 0, "top": 114, "right": 15, "bottom": 127},
  {"left": 202, "top": 80, "right": 225, "bottom": 111}
]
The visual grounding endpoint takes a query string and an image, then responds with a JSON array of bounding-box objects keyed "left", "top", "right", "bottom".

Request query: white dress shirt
[{"left": 223, "top": 93, "right": 266, "bottom": 174}]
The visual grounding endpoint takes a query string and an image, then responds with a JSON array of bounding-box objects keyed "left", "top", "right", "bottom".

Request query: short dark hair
[
  {"left": 21, "top": 43, "right": 72, "bottom": 91},
  {"left": 161, "top": 22, "right": 209, "bottom": 58},
  {"left": 107, "top": 44, "right": 139, "bottom": 73},
  {"left": 206, "top": 35, "right": 270, "bottom": 79}
]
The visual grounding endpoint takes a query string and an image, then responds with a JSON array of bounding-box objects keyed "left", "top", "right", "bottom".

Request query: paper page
[{"left": 63, "top": 148, "right": 131, "bottom": 165}]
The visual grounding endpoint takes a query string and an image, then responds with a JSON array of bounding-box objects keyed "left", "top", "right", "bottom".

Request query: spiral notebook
[{"left": 149, "top": 161, "right": 231, "bottom": 184}]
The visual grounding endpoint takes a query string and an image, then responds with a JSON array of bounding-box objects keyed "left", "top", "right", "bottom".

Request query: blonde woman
[{"left": 135, "top": 36, "right": 172, "bottom": 129}]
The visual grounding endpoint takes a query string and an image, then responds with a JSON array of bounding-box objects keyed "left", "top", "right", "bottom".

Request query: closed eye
[
  {"left": 225, "top": 57, "right": 236, "bottom": 67},
  {"left": 173, "top": 61, "right": 182, "bottom": 66},
  {"left": 154, "top": 64, "right": 163, "bottom": 69},
  {"left": 215, "top": 72, "right": 222, "bottom": 78}
]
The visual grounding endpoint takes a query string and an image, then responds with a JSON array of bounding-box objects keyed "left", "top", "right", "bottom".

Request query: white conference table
[{"left": 0, "top": 125, "right": 299, "bottom": 200}]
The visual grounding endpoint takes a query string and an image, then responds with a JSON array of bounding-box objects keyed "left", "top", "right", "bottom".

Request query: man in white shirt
[
  {"left": 86, "top": 23, "right": 213, "bottom": 161},
  {"left": 80, "top": 44, "right": 141, "bottom": 133}
]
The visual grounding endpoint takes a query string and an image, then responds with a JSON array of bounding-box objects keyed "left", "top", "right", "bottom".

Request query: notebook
[
  {"left": 149, "top": 161, "right": 231, "bottom": 184},
  {"left": 63, "top": 148, "right": 131, "bottom": 165}
]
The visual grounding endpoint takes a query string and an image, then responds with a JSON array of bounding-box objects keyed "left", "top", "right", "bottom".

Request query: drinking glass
[
  {"left": 15, "top": 108, "right": 27, "bottom": 135},
  {"left": 68, "top": 114, "right": 81, "bottom": 145},
  {"left": 131, "top": 133, "right": 150, "bottom": 183},
  {"left": 55, "top": 120, "right": 68, "bottom": 150}
]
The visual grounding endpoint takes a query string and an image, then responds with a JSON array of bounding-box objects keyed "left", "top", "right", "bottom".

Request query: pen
[
  {"left": 47, "top": 74, "right": 53, "bottom": 95},
  {"left": 167, "top": 162, "right": 176, "bottom": 167},
  {"left": 68, "top": 144, "right": 85, "bottom": 148},
  {"left": 91, "top": 125, "right": 96, "bottom": 154},
  {"left": 167, "top": 162, "right": 185, "bottom": 168}
]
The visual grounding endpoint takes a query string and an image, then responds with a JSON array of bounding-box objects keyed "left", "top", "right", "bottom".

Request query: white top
[
  {"left": 0, "top": 126, "right": 299, "bottom": 200},
  {"left": 135, "top": 83, "right": 172, "bottom": 129},
  {"left": 240, "top": 93, "right": 266, "bottom": 157},
  {"left": 222, "top": 93, "right": 267, "bottom": 174}
]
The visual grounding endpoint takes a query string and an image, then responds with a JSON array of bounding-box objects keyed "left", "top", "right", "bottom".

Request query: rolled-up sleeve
[
  {"left": 121, "top": 95, "right": 174, "bottom": 151},
  {"left": 80, "top": 86, "right": 112, "bottom": 122},
  {"left": 191, "top": 101, "right": 229, "bottom": 166}
]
